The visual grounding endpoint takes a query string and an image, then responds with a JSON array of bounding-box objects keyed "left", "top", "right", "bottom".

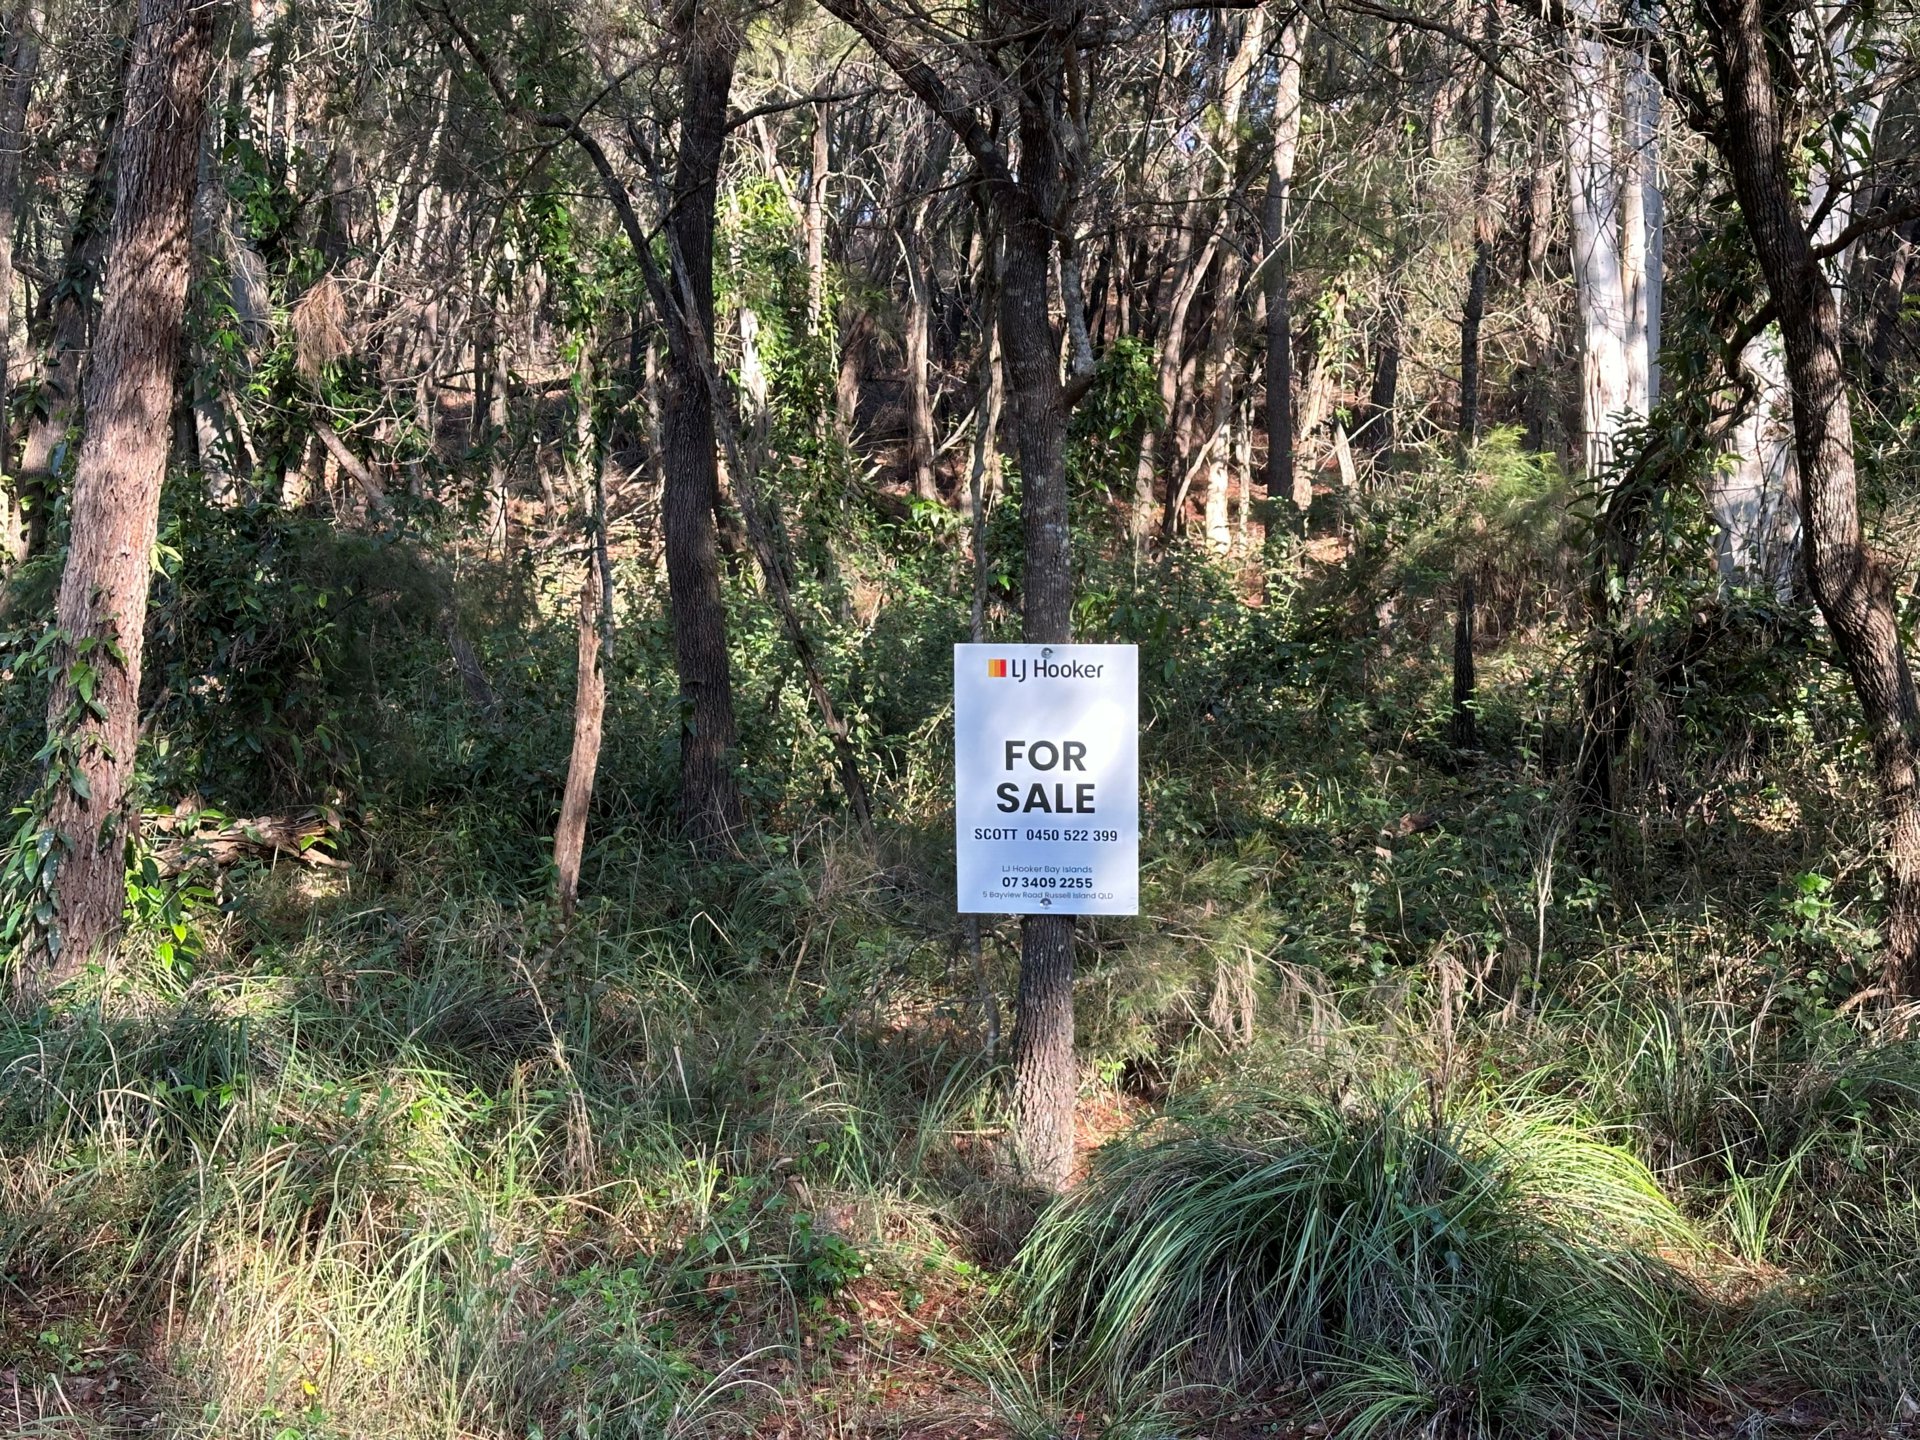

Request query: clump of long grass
[{"left": 1016, "top": 1081, "right": 1703, "bottom": 1438}]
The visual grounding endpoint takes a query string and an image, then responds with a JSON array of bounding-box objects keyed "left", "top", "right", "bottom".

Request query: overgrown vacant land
[{"left": 3, "top": 0, "right": 1920, "bottom": 1435}]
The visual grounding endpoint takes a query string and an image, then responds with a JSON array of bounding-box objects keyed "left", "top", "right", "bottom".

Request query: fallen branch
[{"left": 149, "top": 806, "right": 347, "bottom": 877}]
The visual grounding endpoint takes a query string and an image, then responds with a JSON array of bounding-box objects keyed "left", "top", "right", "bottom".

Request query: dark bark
[
  {"left": 1458, "top": 0, "right": 1498, "bottom": 449},
  {"left": 1451, "top": 577, "right": 1476, "bottom": 750},
  {"left": 1263, "top": 158, "right": 1293, "bottom": 512},
  {"left": 26, "top": 0, "right": 214, "bottom": 1000},
  {"left": 1520, "top": 123, "right": 1558, "bottom": 454},
  {"left": 1362, "top": 302, "right": 1401, "bottom": 456},
  {"left": 1707, "top": 0, "right": 1920, "bottom": 999},
  {"left": 661, "top": 4, "right": 745, "bottom": 848},
  {"left": 1000, "top": 56, "right": 1077, "bottom": 1193}
]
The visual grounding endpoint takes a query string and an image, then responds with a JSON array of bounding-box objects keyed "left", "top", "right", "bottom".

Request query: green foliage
[
  {"left": 1018, "top": 1083, "right": 1698, "bottom": 1436},
  {"left": 1069, "top": 338, "right": 1164, "bottom": 501}
]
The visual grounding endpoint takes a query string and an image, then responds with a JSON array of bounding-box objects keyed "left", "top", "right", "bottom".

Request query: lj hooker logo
[{"left": 985, "top": 654, "right": 1106, "bottom": 683}]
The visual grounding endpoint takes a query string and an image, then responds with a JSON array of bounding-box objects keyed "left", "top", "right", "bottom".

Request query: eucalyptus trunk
[
  {"left": 27, "top": 0, "right": 215, "bottom": 1001},
  {"left": 1708, "top": 0, "right": 1920, "bottom": 1001}
]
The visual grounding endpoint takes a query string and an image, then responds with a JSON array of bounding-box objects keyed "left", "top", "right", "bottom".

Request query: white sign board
[{"left": 954, "top": 643, "right": 1138, "bottom": 915}]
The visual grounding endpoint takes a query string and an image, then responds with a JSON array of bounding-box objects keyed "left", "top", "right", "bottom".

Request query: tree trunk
[
  {"left": 1132, "top": 174, "right": 1215, "bottom": 545},
  {"left": 1197, "top": 11, "right": 1261, "bottom": 553},
  {"left": 804, "top": 102, "right": 829, "bottom": 334},
  {"left": 661, "top": 6, "right": 745, "bottom": 848},
  {"left": 555, "top": 563, "right": 607, "bottom": 919},
  {"left": 1458, "top": 0, "right": 1497, "bottom": 449},
  {"left": 1520, "top": 122, "right": 1558, "bottom": 454},
  {"left": 0, "top": 0, "right": 42, "bottom": 568},
  {"left": 1361, "top": 301, "right": 1401, "bottom": 457},
  {"left": 835, "top": 307, "right": 871, "bottom": 442},
  {"left": 1862, "top": 224, "right": 1913, "bottom": 413},
  {"left": 1708, "top": 0, "right": 1920, "bottom": 1000},
  {"left": 555, "top": 360, "right": 610, "bottom": 919},
  {"left": 1201, "top": 240, "right": 1244, "bottom": 553},
  {"left": 1001, "top": 83, "right": 1077, "bottom": 1193},
  {"left": 1451, "top": 577, "right": 1476, "bottom": 749},
  {"left": 1263, "top": 11, "right": 1306, "bottom": 518},
  {"left": 1565, "top": 19, "right": 1630, "bottom": 474},
  {"left": 809, "top": 0, "right": 1082, "bottom": 1186},
  {"left": 26, "top": 0, "right": 214, "bottom": 1000},
  {"left": 486, "top": 325, "right": 510, "bottom": 549},
  {"left": 1059, "top": 231, "right": 1095, "bottom": 382},
  {"left": 904, "top": 211, "right": 939, "bottom": 503},
  {"left": 1620, "top": 23, "right": 1663, "bottom": 412}
]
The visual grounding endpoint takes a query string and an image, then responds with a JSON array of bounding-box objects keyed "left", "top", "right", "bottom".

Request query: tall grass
[
  {"left": 1017, "top": 1081, "right": 1703, "bottom": 1437},
  {"left": 0, "top": 830, "right": 998, "bottom": 1438}
]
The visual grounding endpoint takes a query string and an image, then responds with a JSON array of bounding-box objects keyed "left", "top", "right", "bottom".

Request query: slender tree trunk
[
  {"left": 809, "top": 0, "right": 1081, "bottom": 1186},
  {"left": 1708, "top": 0, "right": 1920, "bottom": 1000},
  {"left": 904, "top": 210, "right": 939, "bottom": 503},
  {"left": 1202, "top": 241, "right": 1244, "bottom": 552},
  {"left": 1059, "top": 232, "right": 1095, "bottom": 382},
  {"left": 835, "top": 307, "right": 871, "bottom": 442},
  {"left": 555, "top": 563, "right": 606, "bottom": 916},
  {"left": 1132, "top": 173, "right": 1214, "bottom": 544},
  {"left": 555, "top": 362, "right": 610, "bottom": 919},
  {"left": 1362, "top": 301, "right": 1401, "bottom": 457},
  {"left": 1452, "top": 577, "right": 1477, "bottom": 749},
  {"left": 486, "top": 326, "right": 510, "bottom": 549},
  {"left": 1263, "top": 11, "right": 1306, "bottom": 518},
  {"left": 1862, "top": 224, "right": 1913, "bottom": 412},
  {"left": 804, "top": 102, "right": 829, "bottom": 334},
  {"left": 1197, "top": 10, "right": 1261, "bottom": 553},
  {"left": 661, "top": 6, "right": 745, "bottom": 848},
  {"left": 0, "top": 0, "right": 43, "bottom": 568},
  {"left": 1714, "top": 12, "right": 1875, "bottom": 589},
  {"left": 1458, "top": 0, "right": 1497, "bottom": 448},
  {"left": 967, "top": 317, "right": 1004, "bottom": 540},
  {"left": 26, "top": 0, "right": 215, "bottom": 1000},
  {"left": 1520, "top": 122, "right": 1558, "bottom": 454}
]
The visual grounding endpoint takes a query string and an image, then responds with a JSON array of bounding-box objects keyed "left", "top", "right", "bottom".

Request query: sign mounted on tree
[{"left": 954, "top": 644, "right": 1139, "bottom": 916}]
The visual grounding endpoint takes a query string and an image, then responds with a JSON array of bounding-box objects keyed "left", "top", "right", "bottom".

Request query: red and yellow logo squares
[{"left": 986, "top": 658, "right": 1009, "bottom": 678}]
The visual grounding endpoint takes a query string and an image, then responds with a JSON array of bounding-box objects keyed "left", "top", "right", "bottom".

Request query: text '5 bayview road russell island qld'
[{"left": 953, "top": 644, "right": 1140, "bottom": 916}]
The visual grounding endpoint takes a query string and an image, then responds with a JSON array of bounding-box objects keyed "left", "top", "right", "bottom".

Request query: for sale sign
[{"left": 954, "top": 643, "right": 1139, "bottom": 915}]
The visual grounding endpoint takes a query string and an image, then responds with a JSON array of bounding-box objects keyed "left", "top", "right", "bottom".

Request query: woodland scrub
[{"left": 1, "top": 0, "right": 1919, "bottom": 1434}]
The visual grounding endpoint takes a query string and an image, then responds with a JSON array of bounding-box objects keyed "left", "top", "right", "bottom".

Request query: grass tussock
[{"left": 1018, "top": 1081, "right": 1702, "bottom": 1436}]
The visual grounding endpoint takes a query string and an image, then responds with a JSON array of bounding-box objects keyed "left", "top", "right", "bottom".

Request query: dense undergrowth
[{"left": 4, "top": 440, "right": 1920, "bottom": 1437}]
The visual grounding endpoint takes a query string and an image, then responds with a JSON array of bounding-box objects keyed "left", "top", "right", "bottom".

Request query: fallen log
[{"left": 148, "top": 806, "right": 346, "bottom": 877}]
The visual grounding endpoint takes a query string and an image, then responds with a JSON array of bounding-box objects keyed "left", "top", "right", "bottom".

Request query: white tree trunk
[
  {"left": 1621, "top": 32, "right": 1663, "bottom": 411},
  {"left": 1565, "top": 28, "right": 1631, "bottom": 473}
]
